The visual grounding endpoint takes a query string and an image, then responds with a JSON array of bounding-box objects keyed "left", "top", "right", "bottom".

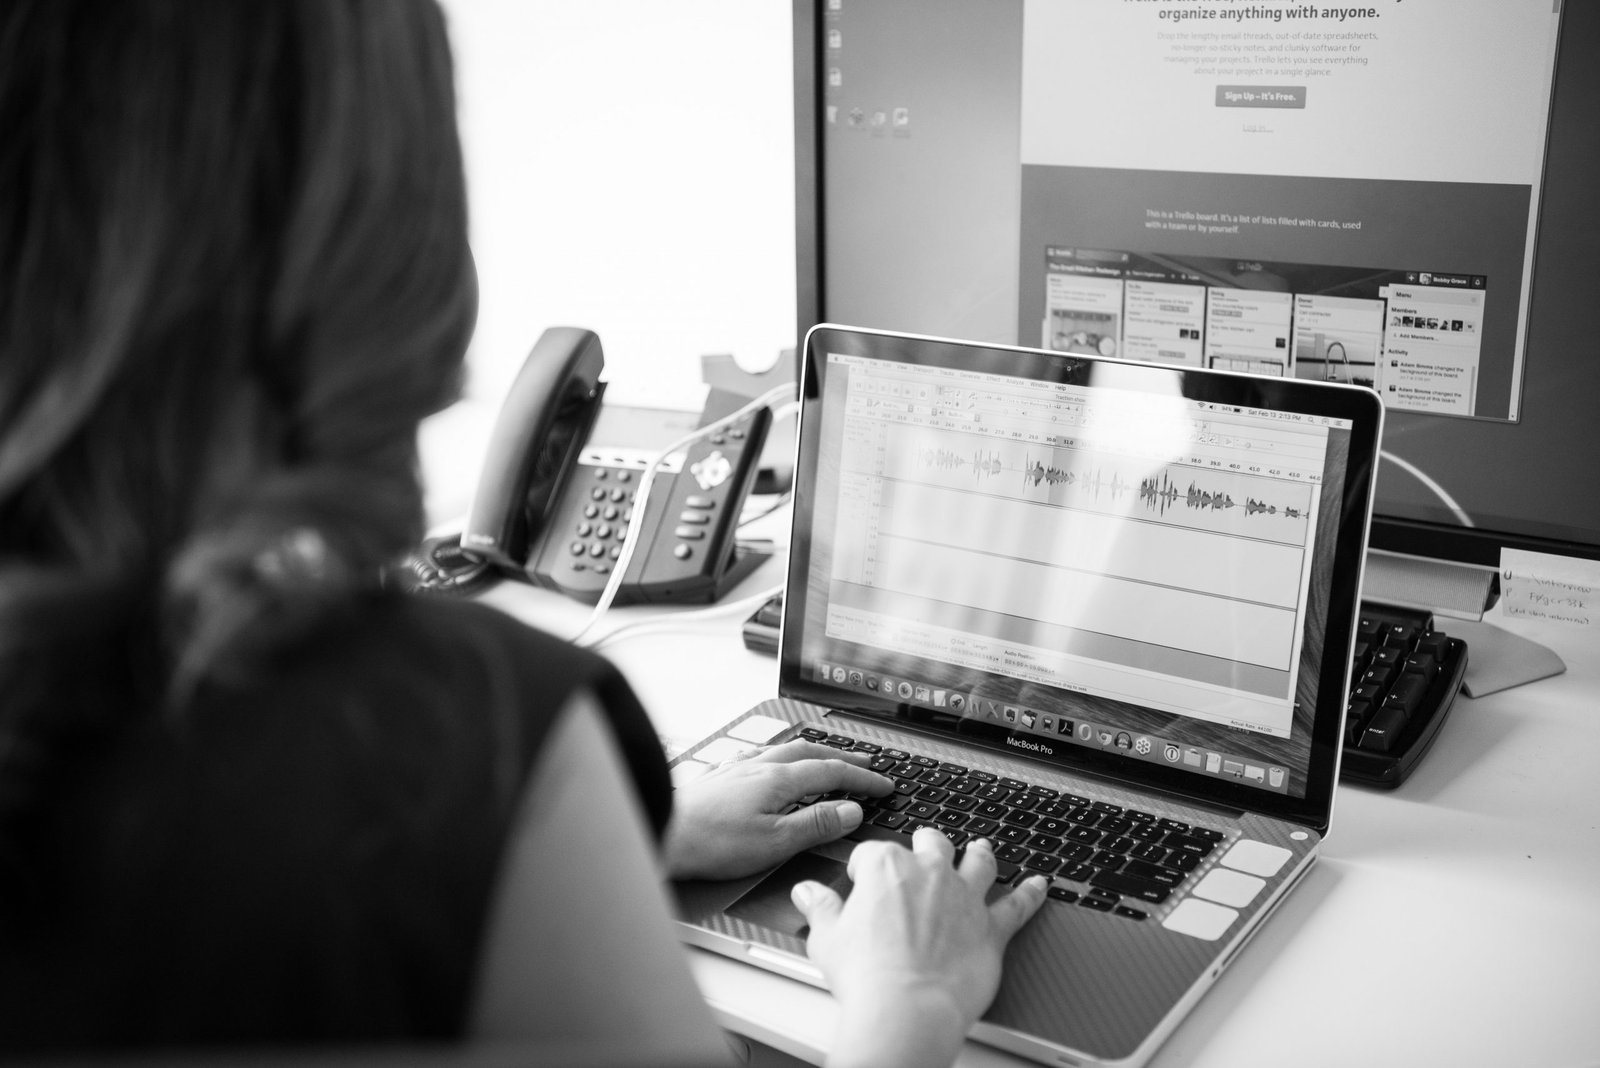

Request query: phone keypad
[{"left": 568, "top": 466, "right": 637, "bottom": 575}]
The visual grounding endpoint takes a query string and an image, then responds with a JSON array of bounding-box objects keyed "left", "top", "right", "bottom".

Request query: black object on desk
[
  {"left": 1340, "top": 603, "right": 1469, "bottom": 788},
  {"left": 742, "top": 593, "right": 1468, "bottom": 788}
]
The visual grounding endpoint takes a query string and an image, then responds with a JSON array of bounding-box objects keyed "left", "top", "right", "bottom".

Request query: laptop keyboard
[
  {"left": 748, "top": 594, "right": 1470, "bottom": 790},
  {"left": 792, "top": 725, "right": 1226, "bottom": 922}
]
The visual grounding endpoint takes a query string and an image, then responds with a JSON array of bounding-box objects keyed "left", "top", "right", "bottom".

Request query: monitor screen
[{"left": 792, "top": 0, "right": 1600, "bottom": 589}]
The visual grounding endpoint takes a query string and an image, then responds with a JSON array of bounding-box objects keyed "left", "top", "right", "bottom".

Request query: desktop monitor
[{"left": 791, "top": 0, "right": 1600, "bottom": 625}]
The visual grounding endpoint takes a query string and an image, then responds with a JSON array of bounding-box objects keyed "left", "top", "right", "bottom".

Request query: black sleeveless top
[{"left": 0, "top": 594, "right": 671, "bottom": 1052}]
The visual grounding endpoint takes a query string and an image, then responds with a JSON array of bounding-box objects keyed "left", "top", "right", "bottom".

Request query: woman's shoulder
[
  {"left": 240, "top": 590, "right": 670, "bottom": 833},
  {"left": 266, "top": 592, "right": 613, "bottom": 714}
]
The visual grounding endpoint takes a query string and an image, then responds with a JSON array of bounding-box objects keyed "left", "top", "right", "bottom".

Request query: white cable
[
  {"left": 587, "top": 580, "right": 786, "bottom": 652},
  {"left": 570, "top": 383, "right": 794, "bottom": 647},
  {"left": 1379, "top": 449, "right": 1474, "bottom": 528}
]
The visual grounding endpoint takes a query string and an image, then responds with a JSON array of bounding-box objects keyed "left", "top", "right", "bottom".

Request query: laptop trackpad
[{"left": 725, "top": 847, "right": 854, "bottom": 938}]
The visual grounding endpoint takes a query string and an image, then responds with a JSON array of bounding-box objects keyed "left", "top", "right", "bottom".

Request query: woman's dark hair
[{"left": 0, "top": 1, "right": 476, "bottom": 816}]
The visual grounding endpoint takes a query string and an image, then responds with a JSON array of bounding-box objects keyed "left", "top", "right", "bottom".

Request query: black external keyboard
[
  {"left": 1340, "top": 603, "right": 1469, "bottom": 788},
  {"left": 745, "top": 594, "right": 1470, "bottom": 789},
  {"left": 791, "top": 726, "right": 1226, "bottom": 922}
]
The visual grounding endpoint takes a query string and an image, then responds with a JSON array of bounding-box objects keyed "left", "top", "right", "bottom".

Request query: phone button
[
  {"left": 685, "top": 495, "right": 715, "bottom": 509},
  {"left": 677, "top": 512, "right": 710, "bottom": 525},
  {"left": 673, "top": 545, "right": 694, "bottom": 560},
  {"left": 674, "top": 527, "right": 707, "bottom": 540}
]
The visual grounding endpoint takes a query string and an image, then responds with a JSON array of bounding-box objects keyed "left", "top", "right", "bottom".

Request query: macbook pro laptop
[{"left": 671, "top": 324, "right": 1383, "bottom": 1066}]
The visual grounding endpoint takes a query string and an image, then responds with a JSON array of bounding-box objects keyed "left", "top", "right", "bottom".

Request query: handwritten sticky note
[{"left": 1500, "top": 548, "right": 1599, "bottom": 630}]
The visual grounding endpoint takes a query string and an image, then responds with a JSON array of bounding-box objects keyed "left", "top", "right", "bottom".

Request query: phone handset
[{"left": 459, "top": 327, "right": 606, "bottom": 570}]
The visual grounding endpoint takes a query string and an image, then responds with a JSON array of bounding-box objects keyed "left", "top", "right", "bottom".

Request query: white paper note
[{"left": 1500, "top": 548, "right": 1599, "bottom": 631}]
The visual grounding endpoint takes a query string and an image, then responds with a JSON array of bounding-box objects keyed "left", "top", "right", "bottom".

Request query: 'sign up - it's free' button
[{"left": 1215, "top": 85, "right": 1306, "bottom": 108}]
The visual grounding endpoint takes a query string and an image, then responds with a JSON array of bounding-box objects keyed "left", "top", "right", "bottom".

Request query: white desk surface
[{"left": 480, "top": 549, "right": 1600, "bottom": 1068}]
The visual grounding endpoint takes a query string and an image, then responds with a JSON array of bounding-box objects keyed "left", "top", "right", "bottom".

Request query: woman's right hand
[{"left": 791, "top": 828, "right": 1050, "bottom": 1068}]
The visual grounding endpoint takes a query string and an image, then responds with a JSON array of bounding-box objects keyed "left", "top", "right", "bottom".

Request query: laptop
[{"left": 671, "top": 324, "right": 1383, "bottom": 1066}]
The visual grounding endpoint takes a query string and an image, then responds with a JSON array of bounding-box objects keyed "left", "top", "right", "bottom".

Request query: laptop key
[
  {"left": 1003, "top": 809, "right": 1040, "bottom": 828},
  {"left": 849, "top": 822, "right": 913, "bottom": 847},
  {"left": 1090, "top": 869, "right": 1174, "bottom": 904},
  {"left": 1125, "top": 860, "right": 1184, "bottom": 887}
]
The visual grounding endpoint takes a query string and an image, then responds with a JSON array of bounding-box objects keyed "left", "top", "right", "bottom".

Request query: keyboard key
[
  {"left": 1162, "top": 851, "right": 1200, "bottom": 874},
  {"left": 1056, "top": 842, "right": 1093, "bottom": 864},
  {"left": 1163, "top": 833, "right": 1216, "bottom": 857},
  {"left": 849, "top": 822, "right": 913, "bottom": 847},
  {"left": 1359, "top": 706, "right": 1408, "bottom": 752},
  {"left": 1003, "top": 808, "right": 1040, "bottom": 828},
  {"left": 1090, "top": 869, "right": 1173, "bottom": 904},
  {"left": 1124, "top": 859, "right": 1184, "bottom": 886},
  {"left": 1404, "top": 652, "right": 1439, "bottom": 685},
  {"left": 1384, "top": 673, "right": 1429, "bottom": 718}
]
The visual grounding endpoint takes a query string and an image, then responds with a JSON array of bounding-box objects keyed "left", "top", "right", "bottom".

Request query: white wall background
[{"left": 423, "top": 0, "right": 797, "bottom": 521}]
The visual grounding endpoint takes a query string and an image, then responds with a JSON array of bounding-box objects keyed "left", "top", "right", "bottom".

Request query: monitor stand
[{"left": 1362, "top": 550, "right": 1566, "bottom": 696}]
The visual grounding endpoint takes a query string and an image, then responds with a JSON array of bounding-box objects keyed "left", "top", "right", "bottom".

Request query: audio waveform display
[
  {"left": 1139, "top": 473, "right": 1305, "bottom": 519},
  {"left": 918, "top": 447, "right": 1305, "bottom": 521}
]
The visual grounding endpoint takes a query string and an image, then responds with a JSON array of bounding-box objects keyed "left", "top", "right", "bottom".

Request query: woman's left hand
[{"left": 663, "top": 740, "right": 893, "bottom": 881}]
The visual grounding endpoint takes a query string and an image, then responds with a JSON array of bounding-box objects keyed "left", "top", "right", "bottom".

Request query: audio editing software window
[{"left": 821, "top": 353, "right": 1350, "bottom": 741}]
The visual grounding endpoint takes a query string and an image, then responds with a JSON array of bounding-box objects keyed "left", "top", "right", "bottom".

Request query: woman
[{"left": 0, "top": 2, "right": 1044, "bottom": 1063}]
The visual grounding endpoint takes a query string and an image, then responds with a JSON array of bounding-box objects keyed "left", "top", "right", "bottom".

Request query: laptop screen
[{"left": 781, "top": 326, "right": 1382, "bottom": 825}]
